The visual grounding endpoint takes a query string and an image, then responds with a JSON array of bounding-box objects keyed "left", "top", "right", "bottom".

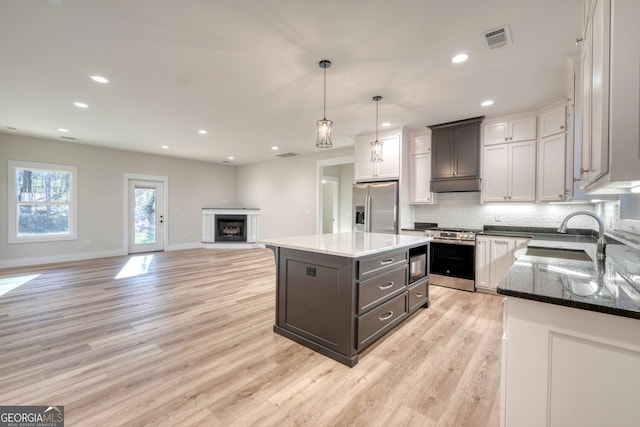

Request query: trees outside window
[{"left": 8, "top": 161, "right": 78, "bottom": 243}]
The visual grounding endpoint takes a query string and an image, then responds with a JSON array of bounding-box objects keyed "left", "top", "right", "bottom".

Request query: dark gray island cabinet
[{"left": 261, "top": 233, "right": 431, "bottom": 367}]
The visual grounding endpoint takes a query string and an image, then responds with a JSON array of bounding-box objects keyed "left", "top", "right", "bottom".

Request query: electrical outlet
[
  {"left": 84, "top": 239, "right": 90, "bottom": 246},
  {"left": 184, "top": 233, "right": 189, "bottom": 238},
  {"left": 495, "top": 212, "right": 503, "bottom": 222}
]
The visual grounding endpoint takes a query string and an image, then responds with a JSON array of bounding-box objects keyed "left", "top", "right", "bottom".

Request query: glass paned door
[{"left": 129, "top": 180, "right": 164, "bottom": 253}]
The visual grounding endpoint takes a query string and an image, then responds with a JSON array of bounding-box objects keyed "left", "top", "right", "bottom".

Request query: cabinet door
[
  {"left": 588, "top": 0, "right": 610, "bottom": 181},
  {"left": 539, "top": 134, "right": 567, "bottom": 201},
  {"left": 410, "top": 132, "right": 431, "bottom": 155},
  {"left": 490, "top": 239, "right": 516, "bottom": 290},
  {"left": 410, "top": 153, "right": 432, "bottom": 204},
  {"left": 374, "top": 134, "right": 401, "bottom": 179},
  {"left": 431, "top": 128, "right": 455, "bottom": 179},
  {"left": 540, "top": 105, "right": 567, "bottom": 138},
  {"left": 482, "top": 145, "right": 509, "bottom": 202},
  {"left": 484, "top": 120, "right": 509, "bottom": 145},
  {"left": 509, "top": 116, "right": 537, "bottom": 142},
  {"left": 509, "top": 141, "right": 536, "bottom": 202},
  {"left": 475, "top": 237, "right": 492, "bottom": 290},
  {"left": 455, "top": 123, "right": 480, "bottom": 177},
  {"left": 354, "top": 140, "right": 374, "bottom": 181}
]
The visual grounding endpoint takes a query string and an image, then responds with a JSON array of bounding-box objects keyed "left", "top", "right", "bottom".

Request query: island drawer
[
  {"left": 358, "top": 249, "right": 408, "bottom": 280},
  {"left": 357, "top": 265, "right": 408, "bottom": 314},
  {"left": 357, "top": 292, "right": 408, "bottom": 351},
  {"left": 408, "top": 280, "right": 428, "bottom": 313}
]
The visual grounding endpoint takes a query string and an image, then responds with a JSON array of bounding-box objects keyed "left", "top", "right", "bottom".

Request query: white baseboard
[
  {"left": 165, "top": 242, "right": 204, "bottom": 251},
  {"left": 201, "top": 242, "right": 264, "bottom": 249},
  {"left": 0, "top": 249, "right": 126, "bottom": 269}
]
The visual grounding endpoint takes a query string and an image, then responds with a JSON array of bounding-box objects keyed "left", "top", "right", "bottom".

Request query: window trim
[{"left": 8, "top": 160, "right": 78, "bottom": 244}]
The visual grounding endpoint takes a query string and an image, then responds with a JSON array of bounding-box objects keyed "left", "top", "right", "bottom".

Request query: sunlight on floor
[
  {"left": 115, "top": 255, "right": 154, "bottom": 279},
  {"left": 0, "top": 274, "right": 41, "bottom": 297}
]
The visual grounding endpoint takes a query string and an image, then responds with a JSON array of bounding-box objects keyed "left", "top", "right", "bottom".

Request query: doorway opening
[{"left": 317, "top": 156, "right": 354, "bottom": 234}]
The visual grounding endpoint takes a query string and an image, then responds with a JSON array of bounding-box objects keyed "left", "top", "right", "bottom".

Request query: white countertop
[{"left": 259, "top": 232, "right": 432, "bottom": 258}]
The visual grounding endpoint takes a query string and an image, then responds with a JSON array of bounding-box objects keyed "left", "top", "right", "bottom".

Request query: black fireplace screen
[{"left": 215, "top": 214, "right": 247, "bottom": 242}]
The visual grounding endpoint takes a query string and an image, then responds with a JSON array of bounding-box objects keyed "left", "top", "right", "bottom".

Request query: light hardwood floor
[{"left": 0, "top": 248, "right": 503, "bottom": 426}]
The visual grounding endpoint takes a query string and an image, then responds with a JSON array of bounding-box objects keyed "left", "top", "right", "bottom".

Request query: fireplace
[{"left": 215, "top": 214, "right": 247, "bottom": 242}]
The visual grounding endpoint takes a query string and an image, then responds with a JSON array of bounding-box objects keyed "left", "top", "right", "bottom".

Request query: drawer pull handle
[
  {"left": 379, "top": 259, "right": 394, "bottom": 266},
  {"left": 415, "top": 292, "right": 424, "bottom": 297},
  {"left": 379, "top": 311, "right": 394, "bottom": 321},
  {"left": 378, "top": 282, "right": 394, "bottom": 290}
]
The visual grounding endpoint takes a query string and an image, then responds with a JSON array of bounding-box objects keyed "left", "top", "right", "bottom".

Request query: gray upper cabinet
[{"left": 429, "top": 116, "right": 484, "bottom": 192}]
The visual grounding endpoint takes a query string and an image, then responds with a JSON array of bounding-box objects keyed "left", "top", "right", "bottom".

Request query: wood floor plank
[{"left": 0, "top": 248, "right": 503, "bottom": 426}]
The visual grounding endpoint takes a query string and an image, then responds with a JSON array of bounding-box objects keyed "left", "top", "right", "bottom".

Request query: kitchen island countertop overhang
[{"left": 259, "top": 232, "right": 432, "bottom": 258}]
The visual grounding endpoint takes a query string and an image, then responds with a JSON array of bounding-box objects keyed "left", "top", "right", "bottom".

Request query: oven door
[{"left": 429, "top": 240, "right": 475, "bottom": 291}]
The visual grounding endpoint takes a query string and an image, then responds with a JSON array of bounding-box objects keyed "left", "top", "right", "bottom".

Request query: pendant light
[
  {"left": 316, "top": 59, "right": 333, "bottom": 148},
  {"left": 370, "top": 96, "right": 384, "bottom": 162}
]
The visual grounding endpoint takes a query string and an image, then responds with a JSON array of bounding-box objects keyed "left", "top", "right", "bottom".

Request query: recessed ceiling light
[
  {"left": 89, "top": 75, "right": 109, "bottom": 84},
  {"left": 481, "top": 100, "right": 494, "bottom": 107},
  {"left": 58, "top": 128, "right": 69, "bottom": 133},
  {"left": 73, "top": 102, "right": 89, "bottom": 108},
  {"left": 227, "top": 156, "right": 234, "bottom": 160},
  {"left": 271, "top": 146, "right": 279, "bottom": 150},
  {"left": 161, "top": 145, "right": 169, "bottom": 149},
  {"left": 198, "top": 129, "right": 207, "bottom": 135},
  {"left": 381, "top": 122, "right": 391, "bottom": 127},
  {"left": 451, "top": 53, "right": 469, "bottom": 63}
]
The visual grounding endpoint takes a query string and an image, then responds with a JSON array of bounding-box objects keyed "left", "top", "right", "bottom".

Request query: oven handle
[{"left": 431, "top": 239, "right": 476, "bottom": 246}]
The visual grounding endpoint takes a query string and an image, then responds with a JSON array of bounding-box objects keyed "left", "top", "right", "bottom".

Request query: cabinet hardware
[
  {"left": 379, "top": 259, "right": 394, "bottom": 266},
  {"left": 505, "top": 137, "right": 508, "bottom": 141},
  {"left": 378, "top": 311, "right": 394, "bottom": 321},
  {"left": 558, "top": 194, "right": 564, "bottom": 199},
  {"left": 378, "top": 282, "right": 394, "bottom": 290},
  {"left": 415, "top": 292, "right": 424, "bottom": 298},
  {"left": 560, "top": 125, "right": 565, "bottom": 129}
]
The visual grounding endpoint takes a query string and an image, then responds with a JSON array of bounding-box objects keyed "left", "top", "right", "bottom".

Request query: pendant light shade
[
  {"left": 370, "top": 96, "right": 384, "bottom": 162},
  {"left": 316, "top": 60, "right": 333, "bottom": 148}
]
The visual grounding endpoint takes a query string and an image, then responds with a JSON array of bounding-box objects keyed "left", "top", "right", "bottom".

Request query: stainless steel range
[{"left": 427, "top": 227, "right": 479, "bottom": 292}]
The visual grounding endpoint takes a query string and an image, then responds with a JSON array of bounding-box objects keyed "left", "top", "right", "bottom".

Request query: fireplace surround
[{"left": 202, "top": 208, "right": 260, "bottom": 245}]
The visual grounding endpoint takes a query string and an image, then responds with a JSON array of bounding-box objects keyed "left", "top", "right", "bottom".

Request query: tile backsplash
[{"left": 413, "top": 192, "right": 598, "bottom": 230}]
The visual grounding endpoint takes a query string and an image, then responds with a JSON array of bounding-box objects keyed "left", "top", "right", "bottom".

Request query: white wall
[
  {"left": 237, "top": 147, "right": 353, "bottom": 238},
  {"left": 338, "top": 163, "right": 354, "bottom": 232},
  {"left": 1, "top": 133, "right": 237, "bottom": 267}
]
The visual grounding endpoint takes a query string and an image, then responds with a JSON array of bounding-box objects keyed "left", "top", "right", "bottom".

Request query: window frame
[{"left": 8, "top": 160, "right": 78, "bottom": 244}]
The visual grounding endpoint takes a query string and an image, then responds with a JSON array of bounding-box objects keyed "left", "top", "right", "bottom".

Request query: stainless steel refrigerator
[{"left": 352, "top": 181, "right": 399, "bottom": 234}]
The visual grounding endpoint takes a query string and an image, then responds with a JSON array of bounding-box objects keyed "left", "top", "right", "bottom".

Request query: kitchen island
[
  {"left": 260, "top": 232, "right": 431, "bottom": 367},
  {"left": 497, "top": 239, "right": 640, "bottom": 427}
]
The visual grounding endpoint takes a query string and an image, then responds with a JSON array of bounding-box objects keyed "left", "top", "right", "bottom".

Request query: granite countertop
[
  {"left": 498, "top": 238, "right": 640, "bottom": 320},
  {"left": 259, "top": 232, "right": 432, "bottom": 258},
  {"left": 479, "top": 225, "right": 622, "bottom": 244}
]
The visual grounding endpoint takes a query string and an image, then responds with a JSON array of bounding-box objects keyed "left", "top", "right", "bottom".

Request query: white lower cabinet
[
  {"left": 502, "top": 297, "right": 640, "bottom": 427},
  {"left": 475, "top": 236, "right": 529, "bottom": 292}
]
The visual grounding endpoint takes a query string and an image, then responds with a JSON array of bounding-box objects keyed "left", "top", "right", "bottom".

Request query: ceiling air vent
[
  {"left": 276, "top": 152, "right": 298, "bottom": 158},
  {"left": 60, "top": 136, "right": 79, "bottom": 141},
  {"left": 483, "top": 25, "right": 512, "bottom": 50}
]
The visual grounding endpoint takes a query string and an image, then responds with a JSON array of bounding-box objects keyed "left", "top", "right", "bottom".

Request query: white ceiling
[{"left": 0, "top": 0, "right": 583, "bottom": 165}]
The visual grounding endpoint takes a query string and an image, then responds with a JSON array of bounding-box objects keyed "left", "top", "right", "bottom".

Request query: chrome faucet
[{"left": 557, "top": 211, "right": 606, "bottom": 260}]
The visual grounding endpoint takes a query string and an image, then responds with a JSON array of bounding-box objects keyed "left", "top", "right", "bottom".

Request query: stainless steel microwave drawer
[
  {"left": 357, "top": 292, "right": 408, "bottom": 351},
  {"left": 358, "top": 249, "right": 408, "bottom": 280},
  {"left": 357, "top": 265, "right": 407, "bottom": 315}
]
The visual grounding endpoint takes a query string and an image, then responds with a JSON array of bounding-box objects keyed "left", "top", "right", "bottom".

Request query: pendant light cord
[{"left": 323, "top": 66, "right": 327, "bottom": 119}]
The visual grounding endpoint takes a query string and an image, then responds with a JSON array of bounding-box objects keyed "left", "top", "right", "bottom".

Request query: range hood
[{"left": 428, "top": 116, "right": 484, "bottom": 193}]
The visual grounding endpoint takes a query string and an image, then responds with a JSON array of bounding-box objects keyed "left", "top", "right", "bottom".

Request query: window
[{"left": 8, "top": 160, "right": 78, "bottom": 243}]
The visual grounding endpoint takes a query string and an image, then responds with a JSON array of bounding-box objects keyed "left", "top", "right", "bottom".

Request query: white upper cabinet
[
  {"left": 354, "top": 130, "right": 403, "bottom": 182},
  {"left": 408, "top": 129, "right": 436, "bottom": 204},
  {"left": 540, "top": 104, "right": 567, "bottom": 138},
  {"left": 482, "top": 138, "right": 536, "bottom": 203},
  {"left": 484, "top": 115, "right": 537, "bottom": 146},
  {"left": 538, "top": 133, "right": 568, "bottom": 201},
  {"left": 578, "top": 0, "right": 640, "bottom": 193}
]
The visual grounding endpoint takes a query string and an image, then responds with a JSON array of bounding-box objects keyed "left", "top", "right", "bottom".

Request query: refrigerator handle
[{"left": 365, "top": 195, "right": 371, "bottom": 233}]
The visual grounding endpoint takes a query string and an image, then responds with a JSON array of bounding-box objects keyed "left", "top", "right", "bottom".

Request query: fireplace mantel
[{"left": 202, "top": 208, "right": 260, "bottom": 246}]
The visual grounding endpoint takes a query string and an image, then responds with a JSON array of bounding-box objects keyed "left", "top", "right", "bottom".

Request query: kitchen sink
[{"left": 524, "top": 246, "right": 593, "bottom": 262}]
